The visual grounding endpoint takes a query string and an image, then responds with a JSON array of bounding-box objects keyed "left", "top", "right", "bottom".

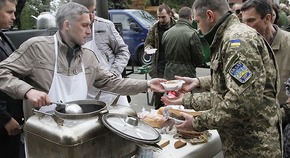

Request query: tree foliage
[
  {"left": 14, "top": 0, "right": 68, "bottom": 30},
  {"left": 15, "top": 0, "right": 195, "bottom": 30},
  {"left": 162, "top": 0, "right": 194, "bottom": 11}
]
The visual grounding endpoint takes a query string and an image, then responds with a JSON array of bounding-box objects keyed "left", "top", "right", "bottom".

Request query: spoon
[{"left": 51, "top": 102, "right": 83, "bottom": 114}]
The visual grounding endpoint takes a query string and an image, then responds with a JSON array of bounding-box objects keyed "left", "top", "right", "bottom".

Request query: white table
[{"left": 154, "top": 130, "right": 223, "bottom": 158}]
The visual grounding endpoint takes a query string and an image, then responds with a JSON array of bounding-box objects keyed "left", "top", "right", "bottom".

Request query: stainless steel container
[
  {"left": 24, "top": 100, "right": 140, "bottom": 158},
  {"left": 36, "top": 12, "right": 56, "bottom": 29}
]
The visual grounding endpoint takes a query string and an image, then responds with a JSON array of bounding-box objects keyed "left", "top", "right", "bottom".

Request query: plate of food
[
  {"left": 160, "top": 80, "right": 185, "bottom": 91},
  {"left": 145, "top": 48, "right": 157, "bottom": 54}
]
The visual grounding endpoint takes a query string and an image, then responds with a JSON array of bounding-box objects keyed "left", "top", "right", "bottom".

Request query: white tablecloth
[{"left": 154, "top": 130, "right": 223, "bottom": 158}]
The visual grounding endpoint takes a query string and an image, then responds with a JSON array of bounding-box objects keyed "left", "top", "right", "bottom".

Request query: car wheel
[{"left": 138, "top": 48, "right": 153, "bottom": 65}]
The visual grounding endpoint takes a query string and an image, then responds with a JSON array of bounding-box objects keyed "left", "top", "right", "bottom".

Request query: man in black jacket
[{"left": 0, "top": 0, "right": 24, "bottom": 158}]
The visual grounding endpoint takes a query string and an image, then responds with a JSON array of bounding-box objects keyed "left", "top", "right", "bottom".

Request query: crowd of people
[{"left": 1, "top": 0, "right": 290, "bottom": 157}]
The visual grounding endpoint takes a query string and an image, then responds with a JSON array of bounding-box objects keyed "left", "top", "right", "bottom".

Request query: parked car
[
  {"left": 4, "top": 9, "right": 156, "bottom": 65},
  {"left": 108, "top": 9, "right": 156, "bottom": 65}
]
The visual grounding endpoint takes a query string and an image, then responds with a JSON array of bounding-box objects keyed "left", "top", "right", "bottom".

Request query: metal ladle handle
[{"left": 50, "top": 102, "right": 68, "bottom": 106}]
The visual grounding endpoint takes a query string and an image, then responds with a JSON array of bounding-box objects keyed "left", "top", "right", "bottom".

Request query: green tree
[
  {"left": 15, "top": 0, "right": 68, "bottom": 30},
  {"left": 162, "top": 0, "right": 194, "bottom": 10}
]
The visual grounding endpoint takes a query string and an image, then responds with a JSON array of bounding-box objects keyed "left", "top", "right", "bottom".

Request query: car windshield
[{"left": 130, "top": 10, "right": 156, "bottom": 28}]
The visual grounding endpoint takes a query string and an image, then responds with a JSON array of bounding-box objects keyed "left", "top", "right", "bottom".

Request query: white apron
[
  {"left": 83, "top": 22, "right": 129, "bottom": 106},
  {"left": 25, "top": 35, "right": 88, "bottom": 157},
  {"left": 40, "top": 35, "right": 88, "bottom": 112}
]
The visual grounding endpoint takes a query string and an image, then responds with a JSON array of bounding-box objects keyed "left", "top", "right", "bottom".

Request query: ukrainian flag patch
[
  {"left": 230, "top": 39, "right": 241, "bottom": 47},
  {"left": 229, "top": 61, "right": 252, "bottom": 83}
]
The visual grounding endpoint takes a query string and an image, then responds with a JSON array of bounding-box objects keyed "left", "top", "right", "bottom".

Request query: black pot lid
[{"left": 102, "top": 113, "right": 161, "bottom": 144}]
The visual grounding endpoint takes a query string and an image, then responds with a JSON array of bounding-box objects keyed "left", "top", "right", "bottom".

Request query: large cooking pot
[
  {"left": 35, "top": 12, "right": 56, "bottom": 29},
  {"left": 24, "top": 99, "right": 161, "bottom": 158}
]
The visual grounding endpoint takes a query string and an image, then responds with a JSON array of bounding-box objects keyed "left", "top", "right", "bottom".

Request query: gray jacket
[{"left": 89, "top": 16, "right": 130, "bottom": 76}]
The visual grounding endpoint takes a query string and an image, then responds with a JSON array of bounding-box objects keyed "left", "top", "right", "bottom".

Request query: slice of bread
[{"left": 174, "top": 140, "right": 187, "bottom": 149}]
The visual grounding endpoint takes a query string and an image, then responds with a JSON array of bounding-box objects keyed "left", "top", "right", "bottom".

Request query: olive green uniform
[
  {"left": 162, "top": 19, "right": 204, "bottom": 80},
  {"left": 183, "top": 14, "right": 282, "bottom": 157}
]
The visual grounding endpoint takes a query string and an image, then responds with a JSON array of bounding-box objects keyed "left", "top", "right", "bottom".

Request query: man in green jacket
[
  {"left": 162, "top": 7, "right": 204, "bottom": 80},
  {"left": 144, "top": 3, "right": 176, "bottom": 109}
]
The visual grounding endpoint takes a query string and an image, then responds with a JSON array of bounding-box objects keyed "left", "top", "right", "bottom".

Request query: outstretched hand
[
  {"left": 148, "top": 78, "right": 167, "bottom": 92},
  {"left": 175, "top": 76, "right": 200, "bottom": 93},
  {"left": 161, "top": 91, "right": 184, "bottom": 105}
]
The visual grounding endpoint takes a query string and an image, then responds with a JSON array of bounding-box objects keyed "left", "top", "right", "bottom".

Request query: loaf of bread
[
  {"left": 157, "top": 107, "right": 202, "bottom": 120},
  {"left": 141, "top": 113, "right": 166, "bottom": 128}
]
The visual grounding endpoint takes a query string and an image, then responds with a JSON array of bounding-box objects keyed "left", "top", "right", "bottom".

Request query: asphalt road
[{"left": 126, "top": 67, "right": 210, "bottom": 113}]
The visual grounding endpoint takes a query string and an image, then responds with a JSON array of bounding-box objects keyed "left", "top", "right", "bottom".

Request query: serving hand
[
  {"left": 25, "top": 89, "right": 51, "bottom": 108},
  {"left": 148, "top": 78, "right": 167, "bottom": 92}
]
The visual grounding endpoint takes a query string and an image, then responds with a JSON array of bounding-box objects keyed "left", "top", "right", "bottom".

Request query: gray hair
[
  {"left": 0, "top": 0, "right": 16, "bottom": 9},
  {"left": 70, "top": 0, "right": 96, "bottom": 9},
  {"left": 192, "top": 0, "right": 230, "bottom": 19},
  {"left": 178, "top": 7, "right": 192, "bottom": 19},
  {"left": 56, "top": 2, "right": 90, "bottom": 29}
]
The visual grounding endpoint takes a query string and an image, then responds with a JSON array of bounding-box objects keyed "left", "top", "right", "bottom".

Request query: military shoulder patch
[
  {"left": 229, "top": 61, "right": 252, "bottom": 83},
  {"left": 230, "top": 39, "right": 241, "bottom": 47}
]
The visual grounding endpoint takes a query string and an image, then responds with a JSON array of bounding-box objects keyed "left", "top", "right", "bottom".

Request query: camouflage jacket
[
  {"left": 162, "top": 19, "right": 204, "bottom": 80},
  {"left": 183, "top": 14, "right": 282, "bottom": 157},
  {"left": 144, "top": 18, "right": 176, "bottom": 78}
]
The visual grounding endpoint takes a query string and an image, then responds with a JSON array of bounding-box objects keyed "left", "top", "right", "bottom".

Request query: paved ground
[{"left": 126, "top": 67, "right": 210, "bottom": 113}]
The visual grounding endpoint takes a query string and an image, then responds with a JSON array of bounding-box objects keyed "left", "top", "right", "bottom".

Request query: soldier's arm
[
  {"left": 182, "top": 92, "right": 211, "bottom": 111},
  {"left": 192, "top": 37, "right": 270, "bottom": 131},
  {"left": 197, "top": 76, "right": 211, "bottom": 90}
]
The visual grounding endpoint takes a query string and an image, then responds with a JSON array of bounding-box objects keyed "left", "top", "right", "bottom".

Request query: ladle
[{"left": 51, "top": 102, "right": 83, "bottom": 114}]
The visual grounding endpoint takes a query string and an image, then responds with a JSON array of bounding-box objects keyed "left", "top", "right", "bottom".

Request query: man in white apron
[
  {"left": 71, "top": 0, "right": 131, "bottom": 106},
  {"left": 0, "top": 2, "right": 166, "bottom": 120}
]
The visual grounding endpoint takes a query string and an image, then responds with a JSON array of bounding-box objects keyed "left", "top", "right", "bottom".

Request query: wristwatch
[{"left": 147, "top": 80, "right": 152, "bottom": 92}]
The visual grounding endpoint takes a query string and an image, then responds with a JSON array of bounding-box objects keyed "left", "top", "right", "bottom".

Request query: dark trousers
[
  {"left": 153, "top": 92, "right": 164, "bottom": 110},
  {"left": 0, "top": 133, "right": 25, "bottom": 158}
]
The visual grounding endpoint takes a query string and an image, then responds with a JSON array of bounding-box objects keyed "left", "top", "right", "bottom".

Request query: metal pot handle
[
  {"left": 94, "top": 91, "right": 120, "bottom": 106},
  {"left": 32, "top": 108, "right": 64, "bottom": 126}
]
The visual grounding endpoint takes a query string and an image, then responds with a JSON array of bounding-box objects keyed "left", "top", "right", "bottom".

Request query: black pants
[
  {"left": 0, "top": 133, "right": 25, "bottom": 158},
  {"left": 153, "top": 92, "right": 164, "bottom": 110}
]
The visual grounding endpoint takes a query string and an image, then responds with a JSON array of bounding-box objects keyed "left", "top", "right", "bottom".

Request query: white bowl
[
  {"left": 160, "top": 80, "right": 185, "bottom": 91},
  {"left": 145, "top": 48, "right": 157, "bottom": 54}
]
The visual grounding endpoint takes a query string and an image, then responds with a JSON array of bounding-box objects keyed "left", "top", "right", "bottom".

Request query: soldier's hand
[
  {"left": 4, "top": 118, "right": 21, "bottom": 136},
  {"left": 175, "top": 76, "right": 200, "bottom": 92},
  {"left": 175, "top": 112, "right": 194, "bottom": 131},
  {"left": 161, "top": 92, "right": 184, "bottom": 105},
  {"left": 25, "top": 89, "right": 50, "bottom": 107}
]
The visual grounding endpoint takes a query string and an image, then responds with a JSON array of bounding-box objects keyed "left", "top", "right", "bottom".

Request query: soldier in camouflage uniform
[
  {"left": 144, "top": 3, "right": 176, "bottom": 109},
  {"left": 162, "top": 0, "right": 282, "bottom": 157}
]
